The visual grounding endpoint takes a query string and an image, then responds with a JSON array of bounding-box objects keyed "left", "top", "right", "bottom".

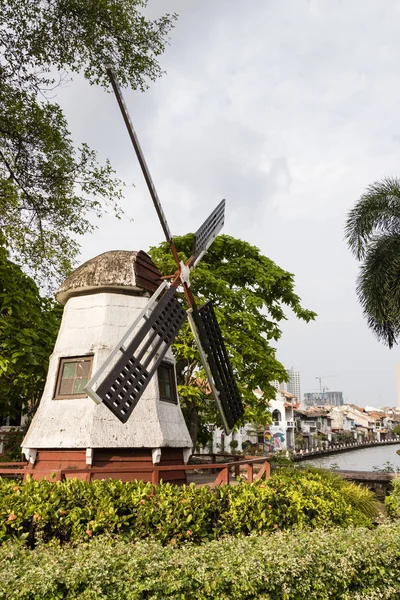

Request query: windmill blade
[
  {"left": 192, "top": 199, "right": 225, "bottom": 267},
  {"left": 107, "top": 67, "right": 173, "bottom": 244},
  {"left": 187, "top": 301, "right": 244, "bottom": 434},
  {"left": 86, "top": 283, "right": 186, "bottom": 423}
]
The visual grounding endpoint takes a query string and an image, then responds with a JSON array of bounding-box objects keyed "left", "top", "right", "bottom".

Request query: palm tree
[{"left": 345, "top": 176, "right": 400, "bottom": 348}]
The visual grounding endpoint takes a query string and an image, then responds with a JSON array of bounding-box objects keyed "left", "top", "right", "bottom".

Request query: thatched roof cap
[{"left": 56, "top": 250, "right": 162, "bottom": 305}]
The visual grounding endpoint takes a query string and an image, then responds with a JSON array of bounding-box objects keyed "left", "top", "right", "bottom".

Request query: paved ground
[
  {"left": 186, "top": 472, "right": 242, "bottom": 486},
  {"left": 186, "top": 472, "right": 220, "bottom": 486},
  {"left": 186, "top": 467, "right": 257, "bottom": 487}
]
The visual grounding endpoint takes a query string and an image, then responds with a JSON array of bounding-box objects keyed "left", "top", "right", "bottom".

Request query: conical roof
[{"left": 56, "top": 250, "right": 162, "bottom": 305}]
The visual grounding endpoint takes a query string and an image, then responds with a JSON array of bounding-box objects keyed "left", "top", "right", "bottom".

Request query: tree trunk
[{"left": 188, "top": 404, "right": 198, "bottom": 451}]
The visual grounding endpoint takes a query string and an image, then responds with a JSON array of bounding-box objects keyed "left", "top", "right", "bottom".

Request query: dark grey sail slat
[
  {"left": 191, "top": 301, "right": 244, "bottom": 429},
  {"left": 193, "top": 199, "right": 225, "bottom": 266},
  {"left": 96, "top": 286, "right": 186, "bottom": 423}
]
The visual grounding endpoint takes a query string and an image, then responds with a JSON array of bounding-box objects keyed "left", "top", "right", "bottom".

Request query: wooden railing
[
  {"left": 0, "top": 457, "right": 271, "bottom": 486},
  {"left": 0, "top": 461, "right": 27, "bottom": 472},
  {"left": 190, "top": 452, "right": 245, "bottom": 471}
]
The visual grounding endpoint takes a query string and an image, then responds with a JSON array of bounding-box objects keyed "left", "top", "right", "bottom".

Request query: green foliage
[
  {"left": 393, "top": 423, "right": 400, "bottom": 436},
  {"left": 333, "top": 431, "right": 354, "bottom": 444},
  {"left": 0, "top": 246, "right": 61, "bottom": 418},
  {"left": 295, "top": 432, "right": 305, "bottom": 450},
  {"left": 0, "top": 468, "right": 379, "bottom": 548},
  {"left": 0, "top": 429, "right": 25, "bottom": 462},
  {"left": 229, "top": 439, "right": 239, "bottom": 453},
  {"left": 1, "top": 0, "right": 176, "bottom": 91},
  {"left": 1, "top": 0, "right": 176, "bottom": 281},
  {"left": 149, "top": 235, "right": 316, "bottom": 440},
  {"left": 386, "top": 477, "right": 400, "bottom": 518},
  {"left": 269, "top": 454, "right": 294, "bottom": 467},
  {"left": 345, "top": 177, "right": 400, "bottom": 347},
  {"left": 373, "top": 461, "right": 399, "bottom": 474},
  {"left": 302, "top": 468, "right": 381, "bottom": 521},
  {"left": 1, "top": 524, "right": 400, "bottom": 599},
  {"left": 329, "top": 462, "right": 340, "bottom": 470},
  {"left": 0, "top": 79, "right": 124, "bottom": 281}
]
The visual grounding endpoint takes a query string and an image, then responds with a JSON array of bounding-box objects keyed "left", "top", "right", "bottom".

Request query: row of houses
[
  {"left": 2, "top": 388, "right": 399, "bottom": 456},
  {"left": 211, "top": 390, "right": 400, "bottom": 454}
]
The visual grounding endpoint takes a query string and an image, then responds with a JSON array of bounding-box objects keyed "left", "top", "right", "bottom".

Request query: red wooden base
[{"left": 25, "top": 448, "right": 187, "bottom": 484}]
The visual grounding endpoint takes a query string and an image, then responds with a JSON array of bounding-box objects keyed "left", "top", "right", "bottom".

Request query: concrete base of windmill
[{"left": 23, "top": 447, "right": 188, "bottom": 484}]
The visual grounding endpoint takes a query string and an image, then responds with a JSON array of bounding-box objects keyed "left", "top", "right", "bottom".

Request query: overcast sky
[{"left": 56, "top": 0, "right": 400, "bottom": 407}]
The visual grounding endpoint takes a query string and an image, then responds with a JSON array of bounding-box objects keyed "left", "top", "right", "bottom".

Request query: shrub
[
  {"left": 301, "top": 467, "right": 381, "bottom": 521},
  {"left": 386, "top": 476, "right": 400, "bottom": 518},
  {"left": 0, "top": 467, "right": 380, "bottom": 547},
  {"left": 1, "top": 524, "right": 400, "bottom": 599},
  {"left": 0, "top": 428, "right": 24, "bottom": 462}
]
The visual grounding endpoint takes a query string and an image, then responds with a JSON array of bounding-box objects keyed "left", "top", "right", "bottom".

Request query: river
[{"left": 301, "top": 443, "right": 400, "bottom": 471}]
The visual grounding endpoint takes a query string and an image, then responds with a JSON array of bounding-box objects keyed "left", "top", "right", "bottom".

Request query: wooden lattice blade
[
  {"left": 192, "top": 199, "right": 225, "bottom": 267},
  {"left": 187, "top": 301, "right": 244, "bottom": 434},
  {"left": 88, "top": 285, "right": 186, "bottom": 423}
]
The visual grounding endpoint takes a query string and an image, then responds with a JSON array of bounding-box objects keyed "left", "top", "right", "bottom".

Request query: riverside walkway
[{"left": 291, "top": 437, "right": 400, "bottom": 461}]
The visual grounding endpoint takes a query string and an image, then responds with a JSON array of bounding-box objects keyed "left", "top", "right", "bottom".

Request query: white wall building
[
  {"left": 330, "top": 405, "right": 376, "bottom": 440},
  {"left": 211, "top": 389, "right": 296, "bottom": 454},
  {"left": 266, "top": 389, "right": 295, "bottom": 451},
  {"left": 211, "top": 426, "right": 245, "bottom": 454}
]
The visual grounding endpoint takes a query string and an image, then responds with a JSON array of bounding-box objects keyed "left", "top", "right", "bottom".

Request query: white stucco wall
[
  {"left": 22, "top": 292, "right": 192, "bottom": 455},
  {"left": 211, "top": 428, "right": 244, "bottom": 453}
]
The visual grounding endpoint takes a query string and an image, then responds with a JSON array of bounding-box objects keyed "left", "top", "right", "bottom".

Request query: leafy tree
[
  {"left": 393, "top": 423, "right": 400, "bottom": 436},
  {"left": 0, "top": 246, "right": 62, "bottom": 419},
  {"left": 295, "top": 432, "right": 305, "bottom": 451},
  {"left": 0, "top": 0, "right": 176, "bottom": 282},
  {"left": 345, "top": 177, "right": 400, "bottom": 347},
  {"left": 149, "top": 234, "right": 316, "bottom": 444}
]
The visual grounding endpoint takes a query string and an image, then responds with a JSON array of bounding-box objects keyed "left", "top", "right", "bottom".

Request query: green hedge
[
  {"left": 0, "top": 468, "right": 379, "bottom": 547},
  {"left": 1, "top": 524, "right": 400, "bottom": 599},
  {"left": 386, "top": 477, "right": 400, "bottom": 518}
]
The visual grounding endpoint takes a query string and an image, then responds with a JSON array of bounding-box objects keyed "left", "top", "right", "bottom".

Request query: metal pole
[
  {"left": 107, "top": 67, "right": 173, "bottom": 244},
  {"left": 107, "top": 68, "right": 197, "bottom": 310}
]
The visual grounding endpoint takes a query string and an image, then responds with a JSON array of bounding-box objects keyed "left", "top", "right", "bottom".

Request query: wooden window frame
[
  {"left": 157, "top": 361, "right": 178, "bottom": 404},
  {"left": 53, "top": 355, "right": 94, "bottom": 400}
]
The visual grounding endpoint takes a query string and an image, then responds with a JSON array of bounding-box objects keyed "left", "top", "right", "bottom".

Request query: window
[
  {"left": 272, "top": 409, "right": 281, "bottom": 424},
  {"left": 157, "top": 362, "right": 177, "bottom": 404},
  {"left": 54, "top": 356, "right": 93, "bottom": 399}
]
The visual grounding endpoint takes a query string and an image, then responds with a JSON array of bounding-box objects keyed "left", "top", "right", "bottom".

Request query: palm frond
[
  {"left": 357, "top": 233, "right": 400, "bottom": 347},
  {"left": 345, "top": 176, "right": 400, "bottom": 260}
]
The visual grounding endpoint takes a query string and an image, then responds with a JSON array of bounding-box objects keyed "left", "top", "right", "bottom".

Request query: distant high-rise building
[
  {"left": 287, "top": 367, "right": 301, "bottom": 403},
  {"left": 271, "top": 379, "right": 287, "bottom": 392},
  {"left": 304, "top": 391, "right": 344, "bottom": 407},
  {"left": 271, "top": 367, "right": 300, "bottom": 402}
]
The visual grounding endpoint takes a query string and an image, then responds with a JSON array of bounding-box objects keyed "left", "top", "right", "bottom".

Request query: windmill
[{"left": 85, "top": 68, "right": 244, "bottom": 435}]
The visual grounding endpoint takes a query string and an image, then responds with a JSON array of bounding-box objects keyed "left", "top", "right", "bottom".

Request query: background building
[
  {"left": 304, "top": 391, "right": 344, "bottom": 407},
  {"left": 287, "top": 367, "right": 301, "bottom": 403},
  {"left": 271, "top": 366, "right": 301, "bottom": 402}
]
